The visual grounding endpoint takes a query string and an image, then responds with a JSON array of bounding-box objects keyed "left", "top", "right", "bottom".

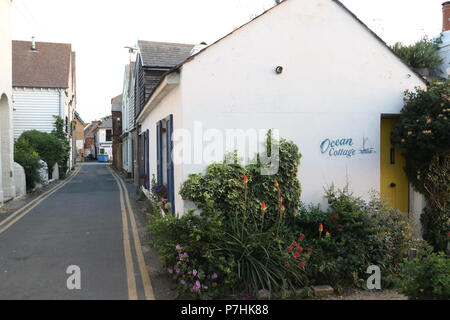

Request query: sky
[{"left": 10, "top": 0, "right": 446, "bottom": 123}]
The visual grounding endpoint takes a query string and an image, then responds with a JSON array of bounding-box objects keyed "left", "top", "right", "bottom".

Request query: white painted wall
[
  {"left": 0, "top": 0, "right": 15, "bottom": 204},
  {"left": 139, "top": 0, "right": 426, "bottom": 216},
  {"left": 139, "top": 85, "right": 183, "bottom": 213},
  {"left": 96, "top": 128, "right": 113, "bottom": 159},
  {"left": 439, "top": 30, "right": 450, "bottom": 78},
  {"left": 121, "top": 64, "right": 133, "bottom": 173},
  {"left": 13, "top": 162, "right": 26, "bottom": 198}
]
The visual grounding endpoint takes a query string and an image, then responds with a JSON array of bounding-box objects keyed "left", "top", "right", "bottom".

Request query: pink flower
[
  {"left": 176, "top": 245, "right": 182, "bottom": 251},
  {"left": 396, "top": 262, "right": 401, "bottom": 267},
  {"left": 299, "top": 262, "right": 306, "bottom": 269},
  {"left": 287, "top": 246, "right": 293, "bottom": 252},
  {"left": 211, "top": 273, "right": 218, "bottom": 279},
  {"left": 285, "top": 263, "right": 290, "bottom": 269},
  {"left": 193, "top": 269, "right": 198, "bottom": 276},
  {"left": 168, "top": 269, "right": 173, "bottom": 274},
  {"left": 180, "top": 280, "right": 186, "bottom": 285}
]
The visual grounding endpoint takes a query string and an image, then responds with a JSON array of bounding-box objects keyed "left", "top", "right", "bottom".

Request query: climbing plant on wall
[{"left": 391, "top": 81, "right": 450, "bottom": 251}]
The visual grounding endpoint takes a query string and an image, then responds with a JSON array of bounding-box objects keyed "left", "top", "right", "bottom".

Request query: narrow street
[{"left": 0, "top": 163, "right": 154, "bottom": 300}]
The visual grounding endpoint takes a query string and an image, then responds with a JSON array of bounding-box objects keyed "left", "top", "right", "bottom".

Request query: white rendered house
[
  {"left": 0, "top": 0, "right": 16, "bottom": 205},
  {"left": 136, "top": 0, "right": 427, "bottom": 219}
]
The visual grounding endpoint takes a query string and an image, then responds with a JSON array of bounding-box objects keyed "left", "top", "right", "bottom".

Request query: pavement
[{"left": 0, "top": 162, "right": 165, "bottom": 300}]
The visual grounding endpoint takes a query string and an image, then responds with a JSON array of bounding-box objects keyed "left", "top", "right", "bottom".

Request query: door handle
[{"left": 390, "top": 182, "right": 396, "bottom": 188}]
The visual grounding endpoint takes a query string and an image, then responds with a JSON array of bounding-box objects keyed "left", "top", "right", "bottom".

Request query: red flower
[
  {"left": 318, "top": 223, "right": 323, "bottom": 233},
  {"left": 281, "top": 205, "right": 285, "bottom": 212},
  {"left": 296, "top": 245, "right": 303, "bottom": 252},
  {"left": 299, "top": 262, "right": 306, "bottom": 269},
  {"left": 330, "top": 216, "right": 335, "bottom": 220},
  {"left": 299, "top": 234, "right": 305, "bottom": 240},
  {"left": 285, "top": 263, "right": 290, "bottom": 269},
  {"left": 243, "top": 174, "right": 248, "bottom": 183},
  {"left": 292, "top": 241, "right": 297, "bottom": 246},
  {"left": 396, "top": 262, "right": 401, "bottom": 267},
  {"left": 274, "top": 179, "right": 279, "bottom": 187},
  {"left": 293, "top": 211, "right": 297, "bottom": 216},
  {"left": 294, "top": 252, "right": 301, "bottom": 258},
  {"left": 261, "top": 201, "right": 267, "bottom": 212},
  {"left": 287, "top": 246, "right": 293, "bottom": 252},
  {"left": 307, "top": 248, "right": 312, "bottom": 254}
]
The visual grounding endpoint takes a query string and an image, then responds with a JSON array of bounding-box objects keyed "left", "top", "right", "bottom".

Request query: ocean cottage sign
[{"left": 320, "top": 137, "right": 375, "bottom": 158}]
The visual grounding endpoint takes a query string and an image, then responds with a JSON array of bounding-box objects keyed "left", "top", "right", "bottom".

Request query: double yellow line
[
  {"left": 109, "top": 167, "right": 155, "bottom": 300},
  {"left": 0, "top": 167, "right": 81, "bottom": 234}
]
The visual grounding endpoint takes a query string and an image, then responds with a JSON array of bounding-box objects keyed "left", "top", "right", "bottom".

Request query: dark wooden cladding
[{"left": 134, "top": 53, "right": 170, "bottom": 118}]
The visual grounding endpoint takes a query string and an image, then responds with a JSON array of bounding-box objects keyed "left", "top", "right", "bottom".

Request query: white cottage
[
  {"left": 12, "top": 39, "right": 76, "bottom": 170},
  {"left": 136, "top": 0, "right": 427, "bottom": 218},
  {"left": 0, "top": 0, "right": 17, "bottom": 205},
  {"left": 95, "top": 116, "right": 113, "bottom": 161}
]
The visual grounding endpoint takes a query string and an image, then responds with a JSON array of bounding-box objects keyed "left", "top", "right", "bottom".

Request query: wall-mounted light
[{"left": 275, "top": 66, "right": 283, "bottom": 74}]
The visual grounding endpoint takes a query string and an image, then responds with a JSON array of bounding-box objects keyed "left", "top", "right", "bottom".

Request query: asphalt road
[{"left": 0, "top": 163, "right": 153, "bottom": 300}]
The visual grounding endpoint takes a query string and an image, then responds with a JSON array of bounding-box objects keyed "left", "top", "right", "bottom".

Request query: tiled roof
[
  {"left": 98, "top": 116, "right": 112, "bottom": 128},
  {"left": 84, "top": 122, "right": 98, "bottom": 137},
  {"left": 137, "top": 40, "right": 194, "bottom": 68},
  {"left": 12, "top": 40, "right": 73, "bottom": 88}
]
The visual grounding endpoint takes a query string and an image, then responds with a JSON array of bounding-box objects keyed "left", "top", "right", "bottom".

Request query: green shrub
[
  {"left": 293, "top": 186, "right": 418, "bottom": 290},
  {"left": 150, "top": 134, "right": 307, "bottom": 299},
  {"left": 51, "top": 116, "right": 71, "bottom": 178},
  {"left": 394, "top": 248, "right": 450, "bottom": 300},
  {"left": 13, "top": 139, "right": 42, "bottom": 191},
  {"left": 391, "top": 81, "right": 450, "bottom": 251},
  {"left": 17, "top": 130, "right": 65, "bottom": 179},
  {"left": 391, "top": 36, "right": 443, "bottom": 70}
]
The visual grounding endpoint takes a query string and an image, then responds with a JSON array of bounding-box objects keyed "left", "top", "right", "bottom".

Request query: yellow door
[{"left": 380, "top": 118, "right": 409, "bottom": 212}]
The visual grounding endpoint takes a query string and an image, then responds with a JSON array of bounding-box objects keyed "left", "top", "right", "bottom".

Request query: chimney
[
  {"left": 443, "top": 2, "right": 450, "bottom": 31},
  {"left": 31, "top": 36, "right": 37, "bottom": 51}
]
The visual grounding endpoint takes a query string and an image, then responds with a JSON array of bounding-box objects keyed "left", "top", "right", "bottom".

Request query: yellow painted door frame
[{"left": 380, "top": 117, "right": 409, "bottom": 213}]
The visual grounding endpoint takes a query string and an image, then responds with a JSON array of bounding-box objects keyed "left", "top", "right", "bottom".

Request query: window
[
  {"left": 100, "top": 148, "right": 105, "bottom": 154},
  {"left": 106, "top": 129, "right": 112, "bottom": 141}
]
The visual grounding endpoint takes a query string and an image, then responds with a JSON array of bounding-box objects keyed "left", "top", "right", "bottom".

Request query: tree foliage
[
  {"left": 13, "top": 139, "right": 42, "bottom": 191},
  {"left": 392, "top": 36, "right": 443, "bottom": 70},
  {"left": 51, "top": 116, "right": 70, "bottom": 178}
]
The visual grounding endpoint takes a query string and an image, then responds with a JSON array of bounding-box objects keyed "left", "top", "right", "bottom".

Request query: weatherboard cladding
[
  {"left": 134, "top": 41, "right": 194, "bottom": 117},
  {"left": 12, "top": 89, "right": 61, "bottom": 139}
]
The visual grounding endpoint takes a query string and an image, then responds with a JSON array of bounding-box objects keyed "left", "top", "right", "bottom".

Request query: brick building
[
  {"left": 73, "top": 111, "right": 86, "bottom": 162},
  {"left": 111, "top": 94, "right": 122, "bottom": 170}
]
